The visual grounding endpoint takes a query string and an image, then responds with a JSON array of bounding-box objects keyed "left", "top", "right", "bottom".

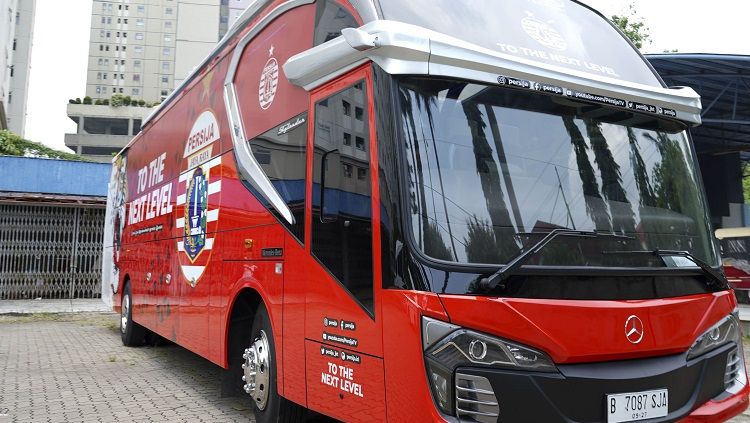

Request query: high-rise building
[
  {"left": 1, "top": 0, "right": 36, "bottom": 136},
  {"left": 68, "top": 0, "right": 235, "bottom": 162},
  {"left": 85, "top": 0, "right": 224, "bottom": 103}
]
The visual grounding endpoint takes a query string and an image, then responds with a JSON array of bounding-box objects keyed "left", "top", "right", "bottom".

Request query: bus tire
[
  {"left": 120, "top": 282, "right": 146, "bottom": 347},
  {"left": 246, "top": 304, "right": 305, "bottom": 423}
]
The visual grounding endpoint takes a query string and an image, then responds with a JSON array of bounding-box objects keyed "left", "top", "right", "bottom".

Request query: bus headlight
[
  {"left": 422, "top": 317, "right": 556, "bottom": 415},
  {"left": 687, "top": 312, "right": 741, "bottom": 361}
]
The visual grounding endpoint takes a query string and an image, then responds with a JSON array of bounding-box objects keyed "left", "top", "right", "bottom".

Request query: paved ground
[
  {"left": 0, "top": 313, "right": 254, "bottom": 423},
  {"left": 0, "top": 299, "right": 108, "bottom": 314},
  {"left": 0, "top": 312, "right": 749, "bottom": 422}
]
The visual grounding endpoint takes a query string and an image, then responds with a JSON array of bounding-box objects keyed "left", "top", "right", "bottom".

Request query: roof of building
[
  {"left": 647, "top": 53, "right": 750, "bottom": 155},
  {"left": 0, "top": 155, "right": 111, "bottom": 200}
]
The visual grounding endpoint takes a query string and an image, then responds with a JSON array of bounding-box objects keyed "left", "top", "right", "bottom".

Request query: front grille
[
  {"left": 725, "top": 347, "right": 742, "bottom": 389},
  {"left": 455, "top": 372, "right": 499, "bottom": 423}
]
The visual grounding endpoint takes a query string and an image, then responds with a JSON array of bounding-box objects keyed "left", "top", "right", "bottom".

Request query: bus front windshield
[{"left": 398, "top": 78, "right": 717, "bottom": 268}]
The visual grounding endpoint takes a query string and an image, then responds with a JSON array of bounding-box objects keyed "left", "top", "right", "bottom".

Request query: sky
[{"left": 22, "top": 0, "right": 750, "bottom": 152}]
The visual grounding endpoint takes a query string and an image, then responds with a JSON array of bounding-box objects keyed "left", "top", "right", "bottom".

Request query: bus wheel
[
  {"left": 120, "top": 283, "right": 146, "bottom": 347},
  {"left": 244, "top": 304, "right": 304, "bottom": 423}
]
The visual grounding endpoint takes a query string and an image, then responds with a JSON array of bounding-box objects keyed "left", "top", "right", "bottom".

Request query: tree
[
  {"left": 611, "top": 3, "right": 650, "bottom": 49},
  {"left": 0, "top": 130, "right": 89, "bottom": 161}
]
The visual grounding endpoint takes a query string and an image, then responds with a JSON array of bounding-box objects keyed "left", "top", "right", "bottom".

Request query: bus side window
[
  {"left": 244, "top": 112, "right": 308, "bottom": 243},
  {"left": 312, "top": 81, "right": 374, "bottom": 314},
  {"left": 313, "top": 0, "right": 358, "bottom": 46}
]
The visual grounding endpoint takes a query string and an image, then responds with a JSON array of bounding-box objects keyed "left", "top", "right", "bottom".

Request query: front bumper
[{"left": 455, "top": 342, "right": 746, "bottom": 422}]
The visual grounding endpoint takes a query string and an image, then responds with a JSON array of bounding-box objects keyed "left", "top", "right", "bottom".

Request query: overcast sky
[{"left": 23, "top": 0, "right": 750, "bottom": 151}]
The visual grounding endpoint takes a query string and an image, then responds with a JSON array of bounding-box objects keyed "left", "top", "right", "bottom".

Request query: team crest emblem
[
  {"left": 259, "top": 45, "right": 279, "bottom": 110},
  {"left": 521, "top": 13, "right": 567, "bottom": 51},
  {"left": 177, "top": 110, "right": 222, "bottom": 287},
  {"left": 184, "top": 167, "right": 208, "bottom": 261}
]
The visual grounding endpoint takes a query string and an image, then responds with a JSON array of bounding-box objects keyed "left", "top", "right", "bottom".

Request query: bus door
[{"left": 303, "top": 66, "right": 386, "bottom": 421}]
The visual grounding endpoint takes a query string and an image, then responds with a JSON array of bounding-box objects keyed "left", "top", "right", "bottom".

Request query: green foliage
[
  {"left": 743, "top": 165, "right": 750, "bottom": 204},
  {"left": 83, "top": 96, "right": 92, "bottom": 105},
  {"left": 94, "top": 99, "right": 102, "bottom": 105},
  {"left": 611, "top": 4, "right": 650, "bottom": 49},
  {"left": 124, "top": 96, "right": 132, "bottom": 106},
  {"left": 110, "top": 94, "right": 125, "bottom": 107},
  {"left": 0, "top": 130, "right": 89, "bottom": 161},
  {"left": 138, "top": 99, "right": 146, "bottom": 106},
  {"left": 102, "top": 99, "right": 110, "bottom": 106}
]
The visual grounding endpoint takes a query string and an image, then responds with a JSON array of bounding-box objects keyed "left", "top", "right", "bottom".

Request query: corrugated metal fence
[{"left": 0, "top": 203, "right": 105, "bottom": 300}]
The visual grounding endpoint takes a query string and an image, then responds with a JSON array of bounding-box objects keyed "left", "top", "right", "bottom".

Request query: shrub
[
  {"left": 83, "top": 96, "right": 92, "bottom": 105},
  {"left": 138, "top": 99, "right": 146, "bottom": 107},
  {"left": 102, "top": 99, "right": 110, "bottom": 106},
  {"left": 94, "top": 99, "right": 102, "bottom": 105}
]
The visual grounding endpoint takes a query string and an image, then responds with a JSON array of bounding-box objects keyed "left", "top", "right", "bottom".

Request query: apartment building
[{"left": 1, "top": 0, "right": 36, "bottom": 136}]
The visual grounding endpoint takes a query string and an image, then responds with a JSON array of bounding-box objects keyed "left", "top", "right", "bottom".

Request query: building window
[
  {"left": 106, "top": 31, "right": 111, "bottom": 38},
  {"left": 137, "top": 5, "right": 145, "bottom": 14},
  {"left": 135, "top": 32, "right": 143, "bottom": 40},
  {"left": 343, "top": 132, "right": 351, "bottom": 146},
  {"left": 161, "top": 62, "right": 169, "bottom": 71},
  {"left": 343, "top": 163, "right": 353, "bottom": 178},
  {"left": 134, "top": 46, "right": 143, "bottom": 53},
  {"left": 165, "top": 7, "right": 173, "bottom": 15},
  {"left": 9, "top": 66, "right": 12, "bottom": 77},
  {"left": 355, "top": 107, "right": 363, "bottom": 121},
  {"left": 164, "top": 21, "right": 173, "bottom": 29},
  {"left": 161, "top": 76, "right": 169, "bottom": 84},
  {"left": 104, "top": 59, "right": 109, "bottom": 66},
  {"left": 132, "top": 88, "right": 140, "bottom": 96},
  {"left": 97, "top": 72, "right": 102, "bottom": 80},
  {"left": 133, "top": 74, "right": 140, "bottom": 82},
  {"left": 107, "top": 17, "right": 112, "bottom": 24},
  {"left": 136, "top": 18, "right": 144, "bottom": 26},
  {"left": 119, "top": 88, "right": 124, "bottom": 93},
  {"left": 342, "top": 100, "right": 351, "bottom": 116},
  {"left": 123, "top": 18, "right": 128, "bottom": 24},
  {"left": 99, "top": 44, "right": 103, "bottom": 51},
  {"left": 96, "top": 86, "right": 101, "bottom": 94},
  {"left": 122, "top": 32, "right": 127, "bottom": 38},
  {"left": 117, "top": 18, "right": 121, "bottom": 24},
  {"left": 113, "top": 88, "right": 116, "bottom": 93},
  {"left": 122, "top": 46, "right": 126, "bottom": 51},
  {"left": 100, "top": 30, "right": 105, "bottom": 38},
  {"left": 101, "top": 16, "right": 106, "bottom": 24},
  {"left": 357, "top": 167, "right": 367, "bottom": 180},
  {"left": 220, "top": 15, "right": 228, "bottom": 24},
  {"left": 120, "top": 74, "right": 124, "bottom": 80},
  {"left": 103, "top": 73, "right": 108, "bottom": 80},
  {"left": 162, "top": 47, "right": 171, "bottom": 56},
  {"left": 355, "top": 136, "right": 365, "bottom": 151},
  {"left": 161, "top": 90, "right": 169, "bottom": 96},
  {"left": 134, "top": 60, "right": 141, "bottom": 68},
  {"left": 164, "top": 34, "right": 172, "bottom": 42},
  {"left": 105, "top": 45, "right": 110, "bottom": 51},
  {"left": 98, "top": 58, "right": 103, "bottom": 65}
]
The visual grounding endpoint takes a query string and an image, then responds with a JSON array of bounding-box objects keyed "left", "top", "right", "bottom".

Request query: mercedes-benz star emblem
[{"left": 625, "top": 315, "right": 644, "bottom": 344}]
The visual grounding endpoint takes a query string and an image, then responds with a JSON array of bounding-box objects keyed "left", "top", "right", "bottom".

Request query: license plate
[{"left": 606, "top": 389, "right": 668, "bottom": 423}]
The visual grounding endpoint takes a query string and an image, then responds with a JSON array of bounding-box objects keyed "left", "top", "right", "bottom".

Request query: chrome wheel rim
[
  {"left": 120, "top": 294, "right": 129, "bottom": 334},
  {"left": 242, "top": 330, "right": 271, "bottom": 410}
]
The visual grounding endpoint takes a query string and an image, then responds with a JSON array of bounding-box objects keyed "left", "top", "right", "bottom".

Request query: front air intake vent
[
  {"left": 455, "top": 372, "right": 499, "bottom": 423},
  {"left": 725, "top": 348, "right": 742, "bottom": 389}
]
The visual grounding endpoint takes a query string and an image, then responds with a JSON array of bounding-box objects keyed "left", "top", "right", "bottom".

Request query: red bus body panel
[{"left": 106, "top": 1, "right": 749, "bottom": 421}]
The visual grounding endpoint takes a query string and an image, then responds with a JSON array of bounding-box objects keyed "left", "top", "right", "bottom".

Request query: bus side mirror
[{"left": 320, "top": 149, "right": 340, "bottom": 223}]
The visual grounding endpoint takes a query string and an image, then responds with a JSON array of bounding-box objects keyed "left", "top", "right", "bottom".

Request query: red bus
[{"left": 102, "top": 0, "right": 749, "bottom": 421}]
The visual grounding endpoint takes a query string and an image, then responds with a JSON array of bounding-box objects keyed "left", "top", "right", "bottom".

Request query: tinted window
[
  {"left": 312, "top": 82, "right": 374, "bottom": 313},
  {"left": 398, "top": 78, "right": 716, "bottom": 266},
  {"left": 379, "top": 0, "right": 661, "bottom": 86},
  {"left": 246, "top": 113, "right": 308, "bottom": 242},
  {"left": 314, "top": 0, "right": 358, "bottom": 46}
]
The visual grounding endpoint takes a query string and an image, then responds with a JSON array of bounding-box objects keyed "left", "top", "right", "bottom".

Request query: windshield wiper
[
  {"left": 479, "top": 229, "right": 630, "bottom": 291},
  {"left": 602, "top": 249, "right": 727, "bottom": 289}
]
